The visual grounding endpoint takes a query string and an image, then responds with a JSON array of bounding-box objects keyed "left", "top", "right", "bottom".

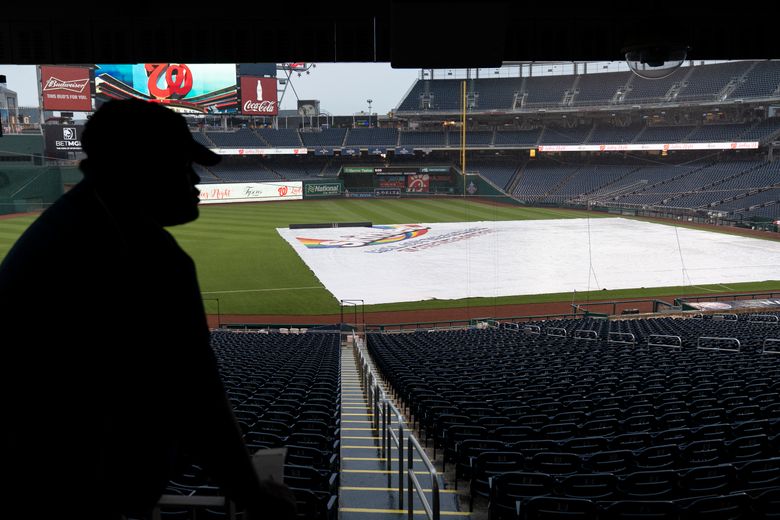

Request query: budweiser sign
[
  {"left": 243, "top": 100, "right": 277, "bottom": 113},
  {"left": 40, "top": 66, "right": 93, "bottom": 111},
  {"left": 43, "top": 77, "right": 89, "bottom": 93},
  {"left": 240, "top": 76, "right": 278, "bottom": 116}
]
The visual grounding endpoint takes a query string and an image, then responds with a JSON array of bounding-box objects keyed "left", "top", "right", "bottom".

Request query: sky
[{"left": 0, "top": 63, "right": 421, "bottom": 116}]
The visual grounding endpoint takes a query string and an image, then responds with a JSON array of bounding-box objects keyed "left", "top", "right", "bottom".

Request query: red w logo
[
  {"left": 145, "top": 63, "right": 193, "bottom": 100},
  {"left": 278, "top": 186, "right": 289, "bottom": 196}
]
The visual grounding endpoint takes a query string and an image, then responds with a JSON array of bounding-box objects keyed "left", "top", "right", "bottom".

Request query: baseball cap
[{"left": 81, "top": 98, "right": 221, "bottom": 167}]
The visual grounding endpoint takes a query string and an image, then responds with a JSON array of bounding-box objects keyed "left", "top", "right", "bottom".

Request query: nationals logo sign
[
  {"left": 278, "top": 186, "right": 289, "bottom": 196},
  {"left": 297, "top": 224, "right": 430, "bottom": 249},
  {"left": 95, "top": 63, "right": 239, "bottom": 114},
  {"left": 240, "top": 77, "right": 278, "bottom": 116},
  {"left": 145, "top": 63, "right": 193, "bottom": 99}
]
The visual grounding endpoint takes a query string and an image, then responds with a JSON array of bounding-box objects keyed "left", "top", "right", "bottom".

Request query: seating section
[
  {"left": 399, "top": 131, "right": 448, "bottom": 146},
  {"left": 397, "top": 61, "right": 780, "bottom": 113},
  {"left": 163, "top": 330, "right": 340, "bottom": 520},
  {"left": 731, "top": 61, "right": 780, "bottom": 99},
  {"left": 470, "top": 160, "right": 520, "bottom": 190},
  {"left": 572, "top": 70, "right": 632, "bottom": 106},
  {"left": 299, "top": 129, "right": 347, "bottom": 147},
  {"left": 368, "top": 314, "right": 780, "bottom": 519},
  {"left": 344, "top": 128, "right": 399, "bottom": 146},
  {"left": 205, "top": 129, "right": 266, "bottom": 148},
  {"left": 255, "top": 128, "right": 303, "bottom": 147},
  {"left": 677, "top": 61, "right": 753, "bottom": 101},
  {"left": 523, "top": 75, "right": 576, "bottom": 105}
]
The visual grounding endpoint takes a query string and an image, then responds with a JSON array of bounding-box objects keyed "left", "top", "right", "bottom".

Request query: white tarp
[{"left": 277, "top": 218, "right": 780, "bottom": 305}]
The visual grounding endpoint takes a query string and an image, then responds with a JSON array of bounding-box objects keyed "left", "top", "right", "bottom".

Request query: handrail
[
  {"left": 607, "top": 332, "right": 636, "bottom": 345},
  {"left": 762, "top": 338, "right": 780, "bottom": 354},
  {"left": 647, "top": 334, "right": 683, "bottom": 348},
  {"left": 408, "top": 435, "right": 440, "bottom": 520},
  {"left": 697, "top": 336, "right": 741, "bottom": 352},
  {"left": 573, "top": 329, "right": 599, "bottom": 341},
  {"left": 546, "top": 327, "right": 568, "bottom": 337},
  {"left": 354, "top": 333, "right": 440, "bottom": 519},
  {"left": 356, "top": 334, "right": 424, "bottom": 514}
]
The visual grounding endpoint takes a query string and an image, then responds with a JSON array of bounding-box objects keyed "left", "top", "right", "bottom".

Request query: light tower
[{"left": 367, "top": 99, "right": 372, "bottom": 127}]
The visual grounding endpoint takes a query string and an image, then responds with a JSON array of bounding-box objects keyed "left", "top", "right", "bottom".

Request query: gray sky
[{"left": 0, "top": 63, "right": 420, "bottom": 115}]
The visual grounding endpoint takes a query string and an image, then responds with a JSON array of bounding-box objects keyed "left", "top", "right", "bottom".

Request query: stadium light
[{"left": 367, "top": 99, "right": 372, "bottom": 127}]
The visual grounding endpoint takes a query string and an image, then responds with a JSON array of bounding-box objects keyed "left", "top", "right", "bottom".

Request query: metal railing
[
  {"left": 408, "top": 435, "right": 441, "bottom": 520},
  {"left": 647, "top": 334, "right": 683, "bottom": 348},
  {"left": 354, "top": 334, "right": 441, "bottom": 519},
  {"left": 762, "top": 338, "right": 780, "bottom": 354},
  {"left": 697, "top": 336, "right": 741, "bottom": 352},
  {"left": 608, "top": 332, "right": 637, "bottom": 345}
]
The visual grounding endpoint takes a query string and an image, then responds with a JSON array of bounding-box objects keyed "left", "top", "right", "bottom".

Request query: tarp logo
[{"left": 297, "top": 224, "right": 429, "bottom": 248}]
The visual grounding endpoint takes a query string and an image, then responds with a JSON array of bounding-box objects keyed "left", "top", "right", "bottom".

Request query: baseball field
[{"left": 2, "top": 198, "right": 779, "bottom": 318}]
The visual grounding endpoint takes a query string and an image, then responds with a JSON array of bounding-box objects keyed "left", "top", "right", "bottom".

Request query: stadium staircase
[{"left": 339, "top": 336, "right": 472, "bottom": 519}]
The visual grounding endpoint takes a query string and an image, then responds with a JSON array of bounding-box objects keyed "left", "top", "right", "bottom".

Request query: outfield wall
[{"left": 197, "top": 181, "right": 303, "bottom": 204}]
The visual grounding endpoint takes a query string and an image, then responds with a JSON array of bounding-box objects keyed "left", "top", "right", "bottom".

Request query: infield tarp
[{"left": 277, "top": 218, "right": 780, "bottom": 305}]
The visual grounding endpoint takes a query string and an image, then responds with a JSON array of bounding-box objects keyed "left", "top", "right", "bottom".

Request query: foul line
[{"left": 201, "top": 286, "right": 322, "bottom": 295}]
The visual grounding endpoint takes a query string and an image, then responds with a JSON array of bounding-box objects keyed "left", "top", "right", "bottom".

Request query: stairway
[{"left": 338, "top": 340, "right": 471, "bottom": 519}]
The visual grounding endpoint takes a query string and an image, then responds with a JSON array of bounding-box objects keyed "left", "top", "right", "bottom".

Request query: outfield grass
[{"left": 2, "top": 198, "right": 779, "bottom": 316}]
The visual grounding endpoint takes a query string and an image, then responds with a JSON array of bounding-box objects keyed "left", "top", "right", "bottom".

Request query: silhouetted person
[{"left": 0, "top": 99, "right": 296, "bottom": 519}]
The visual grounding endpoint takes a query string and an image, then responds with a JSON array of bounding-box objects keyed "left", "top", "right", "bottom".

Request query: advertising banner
[
  {"left": 368, "top": 147, "right": 386, "bottom": 155},
  {"left": 197, "top": 181, "right": 302, "bottom": 204},
  {"left": 343, "top": 167, "right": 375, "bottom": 173},
  {"left": 407, "top": 174, "right": 430, "bottom": 192},
  {"left": 41, "top": 66, "right": 92, "bottom": 111},
  {"left": 375, "top": 188, "right": 402, "bottom": 197},
  {"left": 378, "top": 177, "right": 406, "bottom": 189},
  {"left": 420, "top": 166, "right": 451, "bottom": 173},
  {"left": 374, "top": 166, "right": 420, "bottom": 175},
  {"left": 341, "top": 147, "right": 360, "bottom": 157},
  {"left": 43, "top": 124, "right": 85, "bottom": 158},
  {"left": 212, "top": 148, "right": 307, "bottom": 156},
  {"left": 537, "top": 142, "right": 759, "bottom": 152},
  {"left": 95, "top": 63, "right": 238, "bottom": 114},
  {"left": 395, "top": 146, "right": 414, "bottom": 155},
  {"left": 314, "top": 148, "right": 335, "bottom": 156},
  {"left": 304, "top": 181, "right": 343, "bottom": 198},
  {"left": 240, "top": 76, "right": 279, "bottom": 116}
]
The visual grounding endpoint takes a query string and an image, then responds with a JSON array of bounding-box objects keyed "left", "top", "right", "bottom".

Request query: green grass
[{"left": 2, "top": 198, "right": 778, "bottom": 316}]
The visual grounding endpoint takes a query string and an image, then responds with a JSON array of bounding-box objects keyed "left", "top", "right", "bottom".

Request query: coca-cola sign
[
  {"left": 243, "top": 100, "right": 277, "bottom": 114},
  {"left": 41, "top": 65, "right": 92, "bottom": 111},
  {"left": 240, "top": 76, "right": 278, "bottom": 116}
]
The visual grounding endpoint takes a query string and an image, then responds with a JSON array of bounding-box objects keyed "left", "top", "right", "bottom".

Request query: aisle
[{"left": 338, "top": 344, "right": 470, "bottom": 519}]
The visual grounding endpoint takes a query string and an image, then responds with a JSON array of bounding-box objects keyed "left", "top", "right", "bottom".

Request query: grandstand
[{"left": 6, "top": 52, "right": 780, "bottom": 520}]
